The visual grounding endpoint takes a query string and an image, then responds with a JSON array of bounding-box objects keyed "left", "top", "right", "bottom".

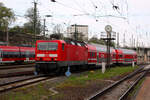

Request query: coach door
[
  {"left": 97, "top": 52, "right": 100, "bottom": 65},
  {"left": 0, "top": 49, "right": 2, "bottom": 62},
  {"left": 25, "top": 51, "right": 30, "bottom": 61}
]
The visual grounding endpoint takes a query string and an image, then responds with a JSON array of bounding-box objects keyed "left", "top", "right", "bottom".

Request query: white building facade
[{"left": 67, "top": 24, "right": 88, "bottom": 41}]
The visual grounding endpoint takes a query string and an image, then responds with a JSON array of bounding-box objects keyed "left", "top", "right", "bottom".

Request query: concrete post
[
  {"left": 132, "top": 61, "right": 135, "bottom": 68},
  {"left": 102, "top": 62, "right": 106, "bottom": 73}
]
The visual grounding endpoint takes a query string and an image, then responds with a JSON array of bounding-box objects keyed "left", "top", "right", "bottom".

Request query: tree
[
  {"left": 53, "top": 24, "right": 63, "bottom": 34},
  {"left": 89, "top": 36, "right": 116, "bottom": 47},
  {"left": 50, "top": 33, "right": 63, "bottom": 40},
  {"left": 89, "top": 37, "right": 105, "bottom": 45},
  {"left": 51, "top": 24, "right": 64, "bottom": 39},
  {"left": 9, "top": 26, "right": 24, "bottom": 33},
  {"left": 23, "top": 7, "right": 43, "bottom": 35},
  {"left": 0, "top": 2, "right": 15, "bottom": 32}
]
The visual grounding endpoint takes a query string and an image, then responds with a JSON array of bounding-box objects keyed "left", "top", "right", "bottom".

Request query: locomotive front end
[{"left": 35, "top": 40, "right": 60, "bottom": 73}]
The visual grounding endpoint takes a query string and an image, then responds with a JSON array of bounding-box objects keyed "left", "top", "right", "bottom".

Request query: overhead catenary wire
[
  {"left": 52, "top": 0, "right": 90, "bottom": 15},
  {"left": 73, "top": 0, "right": 89, "bottom": 14}
]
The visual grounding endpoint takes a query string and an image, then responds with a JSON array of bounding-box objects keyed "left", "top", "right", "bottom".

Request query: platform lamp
[{"left": 43, "top": 15, "right": 52, "bottom": 39}]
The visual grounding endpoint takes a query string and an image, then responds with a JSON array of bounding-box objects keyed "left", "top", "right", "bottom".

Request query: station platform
[{"left": 135, "top": 76, "right": 150, "bottom": 100}]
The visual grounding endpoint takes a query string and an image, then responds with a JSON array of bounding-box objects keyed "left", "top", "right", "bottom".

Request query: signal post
[{"left": 101, "top": 25, "right": 115, "bottom": 68}]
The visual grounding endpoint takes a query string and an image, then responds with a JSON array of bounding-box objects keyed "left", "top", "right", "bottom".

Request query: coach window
[
  {"left": 7, "top": 52, "right": 10, "bottom": 58},
  {"left": 26, "top": 51, "right": 30, "bottom": 58},
  {"left": 9, "top": 52, "right": 13, "bottom": 58},
  {"left": 15, "top": 52, "right": 18, "bottom": 58},
  {"left": 21, "top": 52, "right": 26, "bottom": 58},
  {"left": 31, "top": 52, "right": 35, "bottom": 58},
  {"left": 91, "top": 52, "right": 95, "bottom": 57},
  {"left": 90, "top": 52, "right": 92, "bottom": 57},
  {"left": 3, "top": 51, "right": 8, "bottom": 58},
  {"left": 62, "top": 43, "right": 65, "bottom": 51}
]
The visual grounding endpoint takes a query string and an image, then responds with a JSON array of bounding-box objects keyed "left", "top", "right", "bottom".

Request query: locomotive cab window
[{"left": 38, "top": 42, "right": 58, "bottom": 50}]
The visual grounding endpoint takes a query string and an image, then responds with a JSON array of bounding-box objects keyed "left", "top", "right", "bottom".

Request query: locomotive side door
[{"left": 61, "top": 43, "right": 65, "bottom": 61}]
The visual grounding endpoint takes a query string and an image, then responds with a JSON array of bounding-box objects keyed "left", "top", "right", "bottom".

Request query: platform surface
[{"left": 135, "top": 76, "right": 150, "bottom": 100}]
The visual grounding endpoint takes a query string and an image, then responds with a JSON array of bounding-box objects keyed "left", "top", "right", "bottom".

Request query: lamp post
[
  {"left": 6, "top": 25, "right": 9, "bottom": 46},
  {"left": 43, "top": 15, "right": 52, "bottom": 39}
]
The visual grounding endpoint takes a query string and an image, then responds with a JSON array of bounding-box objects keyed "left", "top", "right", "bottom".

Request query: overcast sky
[{"left": 1, "top": 0, "right": 150, "bottom": 47}]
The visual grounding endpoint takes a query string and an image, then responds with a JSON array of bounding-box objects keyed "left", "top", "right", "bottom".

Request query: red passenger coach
[
  {"left": 35, "top": 40, "right": 88, "bottom": 73},
  {"left": 88, "top": 43, "right": 116, "bottom": 66},
  {"left": 0, "top": 46, "right": 35, "bottom": 64},
  {"left": 0, "top": 46, "right": 20, "bottom": 63},
  {"left": 115, "top": 48, "right": 137, "bottom": 64},
  {"left": 20, "top": 47, "right": 35, "bottom": 62},
  {"left": 114, "top": 49, "right": 124, "bottom": 64},
  {"left": 87, "top": 44, "right": 97, "bottom": 65}
]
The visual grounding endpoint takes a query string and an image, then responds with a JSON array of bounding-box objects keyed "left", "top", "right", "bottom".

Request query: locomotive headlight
[
  {"left": 49, "top": 54, "right": 58, "bottom": 57},
  {"left": 37, "top": 54, "right": 45, "bottom": 57},
  {"left": 55, "top": 58, "right": 57, "bottom": 60}
]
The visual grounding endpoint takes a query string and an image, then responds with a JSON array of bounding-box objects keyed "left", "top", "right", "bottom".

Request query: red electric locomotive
[
  {"left": 0, "top": 46, "right": 35, "bottom": 64},
  {"left": 35, "top": 40, "right": 88, "bottom": 73}
]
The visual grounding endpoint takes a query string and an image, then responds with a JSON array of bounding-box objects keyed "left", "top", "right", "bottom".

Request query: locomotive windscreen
[{"left": 38, "top": 42, "right": 58, "bottom": 50}]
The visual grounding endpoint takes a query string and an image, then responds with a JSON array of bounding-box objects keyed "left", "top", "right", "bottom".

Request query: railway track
[
  {"left": 86, "top": 65, "right": 149, "bottom": 100},
  {"left": 0, "top": 64, "right": 35, "bottom": 78},
  {"left": 0, "top": 71, "right": 34, "bottom": 78},
  {"left": 0, "top": 74, "right": 52, "bottom": 93},
  {"left": 118, "top": 71, "right": 147, "bottom": 100},
  {"left": 0, "top": 64, "right": 35, "bottom": 70}
]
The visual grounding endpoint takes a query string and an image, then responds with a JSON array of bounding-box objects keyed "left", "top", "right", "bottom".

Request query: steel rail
[
  {"left": 0, "top": 64, "right": 35, "bottom": 70},
  {"left": 118, "top": 70, "right": 148, "bottom": 100},
  {"left": 86, "top": 65, "right": 145, "bottom": 100},
  {"left": 0, "top": 75, "right": 50, "bottom": 93},
  {"left": 0, "top": 74, "right": 45, "bottom": 87},
  {"left": 0, "top": 71, "right": 34, "bottom": 78}
]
